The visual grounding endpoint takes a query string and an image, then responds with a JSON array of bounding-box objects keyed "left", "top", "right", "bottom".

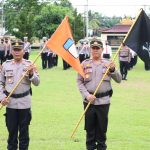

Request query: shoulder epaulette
[
  {"left": 24, "top": 59, "right": 32, "bottom": 63},
  {"left": 2, "top": 59, "right": 13, "bottom": 66},
  {"left": 102, "top": 58, "right": 110, "bottom": 63},
  {"left": 6, "top": 59, "right": 13, "bottom": 63},
  {"left": 82, "top": 58, "right": 92, "bottom": 64}
]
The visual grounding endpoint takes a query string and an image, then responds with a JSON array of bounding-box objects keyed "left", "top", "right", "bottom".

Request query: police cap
[
  {"left": 43, "top": 37, "right": 47, "bottom": 40},
  {"left": 12, "top": 41, "right": 24, "bottom": 50},
  {"left": 90, "top": 38, "right": 103, "bottom": 48}
]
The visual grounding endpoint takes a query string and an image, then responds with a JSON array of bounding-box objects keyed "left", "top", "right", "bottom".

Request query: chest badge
[
  {"left": 85, "top": 74, "right": 90, "bottom": 78},
  {"left": 86, "top": 64, "right": 90, "bottom": 67}
]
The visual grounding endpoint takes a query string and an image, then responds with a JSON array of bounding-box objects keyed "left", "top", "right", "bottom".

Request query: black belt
[
  {"left": 89, "top": 89, "right": 113, "bottom": 98},
  {"left": 4, "top": 90, "right": 30, "bottom": 98}
]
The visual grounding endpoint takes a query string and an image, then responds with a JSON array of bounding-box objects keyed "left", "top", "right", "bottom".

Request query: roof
[{"left": 102, "top": 24, "right": 131, "bottom": 34}]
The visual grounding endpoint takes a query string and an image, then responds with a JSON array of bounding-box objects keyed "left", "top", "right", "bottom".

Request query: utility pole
[
  {"left": 2, "top": 0, "right": 4, "bottom": 35},
  {"left": 0, "top": 0, "right": 4, "bottom": 36},
  {"left": 85, "top": 0, "right": 88, "bottom": 38}
]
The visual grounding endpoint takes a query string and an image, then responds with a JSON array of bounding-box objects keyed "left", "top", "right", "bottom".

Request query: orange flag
[{"left": 46, "top": 16, "right": 85, "bottom": 77}]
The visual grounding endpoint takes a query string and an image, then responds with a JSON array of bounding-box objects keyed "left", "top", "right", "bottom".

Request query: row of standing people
[
  {"left": 40, "top": 37, "right": 58, "bottom": 69},
  {"left": 77, "top": 40, "right": 138, "bottom": 81},
  {"left": 0, "top": 37, "right": 59, "bottom": 70},
  {"left": 0, "top": 37, "right": 31, "bottom": 65},
  {"left": 40, "top": 37, "right": 70, "bottom": 70},
  {"left": 0, "top": 38, "right": 13, "bottom": 64},
  {"left": 77, "top": 40, "right": 113, "bottom": 63}
]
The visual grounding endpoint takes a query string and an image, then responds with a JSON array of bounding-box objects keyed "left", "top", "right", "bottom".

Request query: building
[{"left": 101, "top": 18, "right": 134, "bottom": 50}]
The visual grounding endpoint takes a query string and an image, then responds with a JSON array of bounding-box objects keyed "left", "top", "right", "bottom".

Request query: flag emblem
[{"left": 63, "top": 38, "right": 78, "bottom": 59}]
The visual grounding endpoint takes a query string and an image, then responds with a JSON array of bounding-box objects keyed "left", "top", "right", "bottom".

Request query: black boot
[
  {"left": 121, "top": 74, "right": 124, "bottom": 80},
  {"left": 123, "top": 74, "right": 127, "bottom": 80}
]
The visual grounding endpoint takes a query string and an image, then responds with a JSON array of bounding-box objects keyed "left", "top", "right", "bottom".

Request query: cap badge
[{"left": 94, "top": 41, "right": 98, "bottom": 45}]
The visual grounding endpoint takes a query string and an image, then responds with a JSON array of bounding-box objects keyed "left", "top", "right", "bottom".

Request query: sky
[{"left": 69, "top": 0, "right": 150, "bottom": 17}]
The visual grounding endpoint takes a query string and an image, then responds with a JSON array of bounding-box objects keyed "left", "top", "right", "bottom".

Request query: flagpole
[
  {"left": 123, "top": 8, "right": 143, "bottom": 43},
  {"left": 70, "top": 49, "right": 119, "bottom": 139},
  {"left": 0, "top": 44, "right": 47, "bottom": 110},
  {"left": 70, "top": 8, "right": 143, "bottom": 139}
]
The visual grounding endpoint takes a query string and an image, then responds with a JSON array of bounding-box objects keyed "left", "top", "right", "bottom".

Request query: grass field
[{"left": 0, "top": 51, "right": 150, "bottom": 150}]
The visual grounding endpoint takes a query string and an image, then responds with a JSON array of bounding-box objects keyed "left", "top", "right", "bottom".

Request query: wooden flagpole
[{"left": 70, "top": 9, "right": 143, "bottom": 139}]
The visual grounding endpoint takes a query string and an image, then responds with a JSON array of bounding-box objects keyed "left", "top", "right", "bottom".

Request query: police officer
[
  {"left": 119, "top": 43, "right": 130, "bottom": 80},
  {"left": 52, "top": 52, "right": 58, "bottom": 67},
  {"left": 79, "top": 41, "right": 88, "bottom": 63},
  {"left": 40, "top": 37, "right": 50, "bottom": 69},
  {"left": 77, "top": 38, "right": 122, "bottom": 150},
  {"left": 23, "top": 37, "right": 31, "bottom": 60},
  {"left": 4, "top": 38, "right": 12, "bottom": 60},
  {"left": 0, "top": 41, "right": 40, "bottom": 150},
  {"left": 102, "top": 40, "right": 112, "bottom": 59},
  {"left": 47, "top": 49, "right": 53, "bottom": 69},
  {"left": 0, "top": 39, "right": 5, "bottom": 64}
]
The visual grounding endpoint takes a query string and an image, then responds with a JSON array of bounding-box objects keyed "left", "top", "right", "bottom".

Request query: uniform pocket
[
  {"left": 84, "top": 73, "right": 92, "bottom": 82},
  {"left": 5, "top": 70, "right": 14, "bottom": 84},
  {"left": 84, "top": 67, "right": 92, "bottom": 82}
]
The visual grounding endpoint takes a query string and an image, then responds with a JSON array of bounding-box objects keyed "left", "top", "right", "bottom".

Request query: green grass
[{"left": 0, "top": 51, "right": 150, "bottom": 150}]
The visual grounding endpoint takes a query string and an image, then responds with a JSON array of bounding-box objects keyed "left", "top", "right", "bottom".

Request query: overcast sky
[{"left": 69, "top": 0, "right": 150, "bottom": 17}]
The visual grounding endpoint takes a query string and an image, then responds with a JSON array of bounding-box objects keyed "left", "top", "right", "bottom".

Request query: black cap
[
  {"left": 90, "top": 38, "right": 103, "bottom": 48},
  {"left": 12, "top": 41, "right": 24, "bottom": 50}
]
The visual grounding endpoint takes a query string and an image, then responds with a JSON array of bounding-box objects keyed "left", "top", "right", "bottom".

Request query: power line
[{"left": 74, "top": 4, "right": 150, "bottom": 7}]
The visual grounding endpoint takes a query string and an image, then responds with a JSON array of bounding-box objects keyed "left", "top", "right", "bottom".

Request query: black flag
[{"left": 124, "top": 9, "right": 150, "bottom": 63}]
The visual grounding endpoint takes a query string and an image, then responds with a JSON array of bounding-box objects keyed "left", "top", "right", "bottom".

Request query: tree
[
  {"left": 4, "top": 0, "right": 40, "bottom": 40},
  {"left": 34, "top": 4, "right": 73, "bottom": 38},
  {"left": 34, "top": 2, "right": 84, "bottom": 42},
  {"left": 71, "top": 9, "right": 84, "bottom": 42}
]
